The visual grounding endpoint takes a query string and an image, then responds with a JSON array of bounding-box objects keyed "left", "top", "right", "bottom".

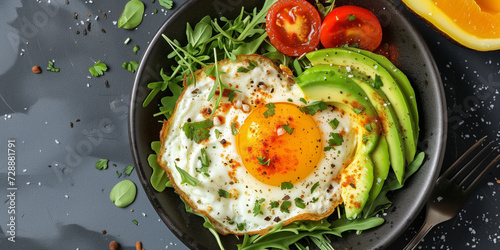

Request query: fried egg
[{"left": 158, "top": 55, "right": 357, "bottom": 235}]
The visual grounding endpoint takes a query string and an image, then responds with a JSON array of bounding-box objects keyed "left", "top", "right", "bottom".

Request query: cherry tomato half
[
  {"left": 320, "top": 5, "right": 382, "bottom": 51},
  {"left": 266, "top": 0, "right": 322, "bottom": 57}
]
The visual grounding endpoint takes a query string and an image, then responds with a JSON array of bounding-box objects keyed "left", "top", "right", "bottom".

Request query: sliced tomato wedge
[
  {"left": 266, "top": 0, "right": 322, "bottom": 57},
  {"left": 320, "top": 6, "right": 382, "bottom": 51}
]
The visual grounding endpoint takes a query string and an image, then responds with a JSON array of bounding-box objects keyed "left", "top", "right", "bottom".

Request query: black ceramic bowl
[{"left": 129, "top": 0, "right": 447, "bottom": 249}]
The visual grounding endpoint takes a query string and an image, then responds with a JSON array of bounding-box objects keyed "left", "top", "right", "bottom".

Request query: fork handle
[{"left": 403, "top": 207, "right": 436, "bottom": 250}]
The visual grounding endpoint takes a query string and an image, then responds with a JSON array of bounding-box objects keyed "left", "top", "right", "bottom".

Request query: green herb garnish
[
  {"left": 311, "top": 181, "right": 319, "bottom": 193},
  {"left": 182, "top": 119, "right": 213, "bottom": 143},
  {"left": 348, "top": 14, "right": 357, "bottom": 21},
  {"left": 280, "top": 200, "right": 291, "bottom": 213},
  {"left": 281, "top": 182, "right": 293, "bottom": 190},
  {"left": 46, "top": 61, "right": 60, "bottom": 72},
  {"left": 263, "top": 103, "right": 276, "bottom": 118},
  {"left": 175, "top": 163, "right": 200, "bottom": 186},
  {"left": 374, "top": 74, "right": 383, "bottom": 89},
  {"left": 294, "top": 197, "right": 306, "bottom": 209},
  {"left": 257, "top": 156, "right": 270, "bottom": 166},
  {"left": 133, "top": 45, "right": 140, "bottom": 54},
  {"left": 237, "top": 60, "right": 258, "bottom": 73},
  {"left": 159, "top": 0, "right": 173, "bottom": 9},
  {"left": 89, "top": 60, "right": 108, "bottom": 77},
  {"left": 95, "top": 158, "right": 108, "bottom": 170},
  {"left": 218, "top": 189, "right": 230, "bottom": 198},
  {"left": 281, "top": 122, "right": 294, "bottom": 135},
  {"left": 299, "top": 101, "right": 328, "bottom": 116},
  {"left": 253, "top": 198, "right": 265, "bottom": 216},
  {"left": 270, "top": 201, "right": 279, "bottom": 208},
  {"left": 124, "top": 165, "right": 134, "bottom": 175},
  {"left": 122, "top": 60, "right": 138, "bottom": 73},
  {"left": 231, "top": 122, "right": 239, "bottom": 135},
  {"left": 329, "top": 118, "right": 339, "bottom": 129}
]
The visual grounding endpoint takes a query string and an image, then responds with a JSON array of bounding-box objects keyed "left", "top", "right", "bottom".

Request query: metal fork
[{"left": 404, "top": 136, "right": 500, "bottom": 250}]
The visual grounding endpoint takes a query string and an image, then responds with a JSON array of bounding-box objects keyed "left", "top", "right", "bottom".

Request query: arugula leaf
[
  {"left": 253, "top": 198, "right": 265, "bottom": 216},
  {"left": 218, "top": 189, "right": 230, "bottom": 198},
  {"left": 263, "top": 103, "right": 276, "bottom": 118},
  {"left": 159, "top": 0, "right": 174, "bottom": 9},
  {"left": 118, "top": 0, "right": 145, "bottom": 29},
  {"left": 175, "top": 163, "right": 200, "bottom": 186},
  {"left": 181, "top": 197, "right": 224, "bottom": 250},
  {"left": 182, "top": 119, "right": 213, "bottom": 143},
  {"left": 281, "top": 182, "right": 293, "bottom": 190},
  {"left": 122, "top": 60, "right": 138, "bottom": 73},
  {"left": 95, "top": 158, "right": 108, "bottom": 170},
  {"left": 148, "top": 153, "right": 171, "bottom": 192},
  {"left": 281, "top": 122, "right": 294, "bottom": 135},
  {"left": 316, "top": 0, "right": 336, "bottom": 20},
  {"left": 89, "top": 60, "right": 108, "bottom": 77},
  {"left": 154, "top": 82, "right": 184, "bottom": 118},
  {"left": 299, "top": 101, "right": 328, "bottom": 116}
]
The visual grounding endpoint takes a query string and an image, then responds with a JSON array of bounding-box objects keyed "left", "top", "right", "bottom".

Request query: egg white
[{"left": 158, "top": 55, "right": 356, "bottom": 235}]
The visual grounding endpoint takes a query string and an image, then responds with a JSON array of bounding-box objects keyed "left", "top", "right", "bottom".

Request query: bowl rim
[{"left": 128, "top": 0, "right": 448, "bottom": 248}]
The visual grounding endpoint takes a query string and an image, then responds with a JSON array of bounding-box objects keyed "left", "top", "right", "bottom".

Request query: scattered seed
[
  {"left": 102, "top": 229, "right": 107, "bottom": 234},
  {"left": 136, "top": 241, "right": 142, "bottom": 250},
  {"left": 86, "top": 21, "right": 91, "bottom": 31},
  {"left": 76, "top": 30, "right": 80, "bottom": 35},
  {"left": 73, "top": 12, "right": 78, "bottom": 19},
  {"left": 103, "top": 13, "right": 107, "bottom": 19},
  {"left": 105, "top": 80, "right": 110, "bottom": 88},
  {"left": 32, "top": 65, "right": 41, "bottom": 74},
  {"left": 101, "top": 28, "right": 106, "bottom": 33},
  {"left": 83, "top": 29, "right": 87, "bottom": 35}
]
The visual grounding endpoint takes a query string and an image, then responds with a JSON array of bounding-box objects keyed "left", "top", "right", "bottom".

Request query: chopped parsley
[
  {"left": 124, "top": 165, "right": 134, "bottom": 175},
  {"left": 324, "top": 133, "right": 344, "bottom": 151},
  {"left": 299, "top": 97, "right": 307, "bottom": 104},
  {"left": 310, "top": 181, "right": 319, "bottom": 193},
  {"left": 365, "top": 123, "right": 374, "bottom": 132},
  {"left": 270, "top": 201, "right": 279, "bottom": 208},
  {"left": 263, "top": 103, "right": 276, "bottom": 118},
  {"left": 280, "top": 200, "right": 291, "bottom": 213},
  {"left": 158, "top": 0, "right": 173, "bottom": 9},
  {"left": 197, "top": 148, "right": 210, "bottom": 176},
  {"left": 237, "top": 60, "right": 258, "bottom": 73},
  {"left": 348, "top": 14, "right": 357, "bottom": 21},
  {"left": 257, "top": 156, "right": 270, "bottom": 166},
  {"left": 215, "top": 129, "right": 221, "bottom": 139},
  {"left": 95, "top": 158, "right": 108, "bottom": 170},
  {"left": 281, "top": 122, "right": 294, "bottom": 135},
  {"left": 281, "top": 181, "right": 293, "bottom": 190},
  {"left": 253, "top": 198, "right": 265, "bottom": 216},
  {"left": 294, "top": 197, "right": 306, "bottom": 209},
  {"left": 231, "top": 122, "right": 239, "bottom": 135},
  {"left": 312, "top": 197, "right": 319, "bottom": 203},
  {"left": 329, "top": 118, "right": 339, "bottom": 129},
  {"left": 352, "top": 108, "right": 363, "bottom": 114},
  {"left": 228, "top": 90, "right": 235, "bottom": 102},
  {"left": 89, "top": 60, "right": 108, "bottom": 77},
  {"left": 237, "top": 222, "right": 246, "bottom": 231},
  {"left": 374, "top": 74, "right": 383, "bottom": 89},
  {"left": 182, "top": 119, "right": 213, "bottom": 143},
  {"left": 299, "top": 101, "right": 328, "bottom": 116},
  {"left": 46, "top": 61, "right": 60, "bottom": 72},
  {"left": 133, "top": 45, "right": 140, "bottom": 54},
  {"left": 218, "top": 189, "right": 230, "bottom": 198},
  {"left": 287, "top": 98, "right": 293, "bottom": 102},
  {"left": 122, "top": 60, "right": 139, "bottom": 73}
]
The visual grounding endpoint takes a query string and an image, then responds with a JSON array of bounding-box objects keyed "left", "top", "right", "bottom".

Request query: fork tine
[
  {"left": 439, "top": 136, "right": 487, "bottom": 181},
  {"left": 464, "top": 151, "right": 500, "bottom": 195},
  {"left": 451, "top": 141, "right": 494, "bottom": 183}
]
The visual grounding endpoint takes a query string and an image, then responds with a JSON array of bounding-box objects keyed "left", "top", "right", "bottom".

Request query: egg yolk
[{"left": 236, "top": 102, "right": 323, "bottom": 186}]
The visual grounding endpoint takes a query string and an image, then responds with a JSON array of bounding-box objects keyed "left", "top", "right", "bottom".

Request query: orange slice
[{"left": 402, "top": 0, "right": 500, "bottom": 51}]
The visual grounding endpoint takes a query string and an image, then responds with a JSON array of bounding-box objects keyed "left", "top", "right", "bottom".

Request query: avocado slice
[
  {"left": 343, "top": 46, "right": 419, "bottom": 144},
  {"left": 324, "top": 65, "right": 406, "bottom": 183},
  {"left": 295, "top": 65, "right": 380, "bottom": 219},
  {"left": 369, "top": 136, "right": 390, "bottom": 203},
  {"left": 306, "top": 48, "right": 417, "bottom": 165}
]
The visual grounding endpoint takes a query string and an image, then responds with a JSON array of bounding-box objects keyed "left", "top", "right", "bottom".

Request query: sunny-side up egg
[{"left": 158, "top": 55, "right": 357, "bottom": 235}]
